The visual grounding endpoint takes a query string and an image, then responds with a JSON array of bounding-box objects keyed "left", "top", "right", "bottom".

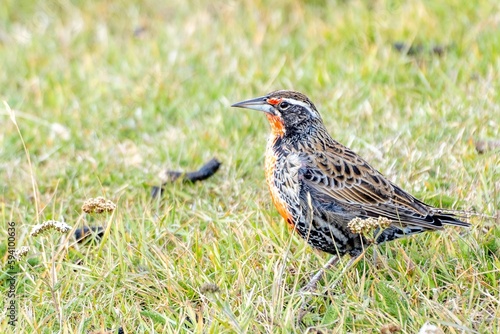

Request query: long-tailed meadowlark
[{"left": 232, "top": 90, "right": 469, "bottom": 287}]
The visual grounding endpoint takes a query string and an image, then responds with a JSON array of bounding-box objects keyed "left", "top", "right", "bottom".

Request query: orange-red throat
[{"left": 265, "top": 113, "right": 285, "bottom": 137}]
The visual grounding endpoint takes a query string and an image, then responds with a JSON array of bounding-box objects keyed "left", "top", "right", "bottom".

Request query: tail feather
[
  {"left": 374, "top": 210, "right": 470, "bottom": 244},
  {"left": 432, "top": 211, "right": 471, "bottom": 228}
]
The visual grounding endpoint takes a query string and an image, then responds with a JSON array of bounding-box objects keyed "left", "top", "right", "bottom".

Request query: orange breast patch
[{"left": 265, "top": 148, "right": 294, "bottom": 227}]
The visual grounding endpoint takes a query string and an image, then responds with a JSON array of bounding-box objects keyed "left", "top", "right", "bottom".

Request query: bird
[{"left": 231, "top": 90, "right": 470, "bottom": 288}]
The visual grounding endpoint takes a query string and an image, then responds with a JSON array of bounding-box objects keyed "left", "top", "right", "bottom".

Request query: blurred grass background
[{"left": 1, "top": 0, "right": 499, "bottom": 332}]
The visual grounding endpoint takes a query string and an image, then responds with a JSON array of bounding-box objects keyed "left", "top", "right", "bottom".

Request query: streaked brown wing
[{"left": 300, "top": 142, "right": 444, "bottom": 229}]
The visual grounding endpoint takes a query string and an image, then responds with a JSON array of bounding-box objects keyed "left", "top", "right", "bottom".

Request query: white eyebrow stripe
[
  {"left": 282, "top": 98, "right": 310, "bottom": 109},
  {"left": 282, "top": 98, "right": 318, "bottom": 118}
]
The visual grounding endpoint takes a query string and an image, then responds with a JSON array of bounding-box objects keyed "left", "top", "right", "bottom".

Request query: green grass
[{"left": 1, "top": 0, "right": 499, "bottom": 332}]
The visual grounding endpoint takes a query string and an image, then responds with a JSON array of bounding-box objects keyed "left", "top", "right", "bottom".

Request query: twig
[{"left": 151, "top": 158, "right": 221, "bottom": 198}]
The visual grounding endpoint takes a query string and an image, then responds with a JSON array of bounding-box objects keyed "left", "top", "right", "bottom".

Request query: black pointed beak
[{"left": 231, "top": 96, "right": 274, "bottom": 113}]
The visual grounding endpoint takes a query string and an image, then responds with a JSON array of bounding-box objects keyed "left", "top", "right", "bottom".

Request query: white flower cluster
[
  {"left": 348, "top": 216, "right": 391, "bottom": 235},
  {"left": 30, "top": 220, "right": 72, "bottom": 237}
]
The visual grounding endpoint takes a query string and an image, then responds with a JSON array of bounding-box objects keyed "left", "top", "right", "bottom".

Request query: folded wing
[{"left": 300, "top": 141, "right": 469, "bottom": 230}]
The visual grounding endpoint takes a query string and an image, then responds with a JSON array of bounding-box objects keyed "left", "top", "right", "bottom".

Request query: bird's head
[{"left": 231, "top": 90, "right": 323, "bottom": 137}]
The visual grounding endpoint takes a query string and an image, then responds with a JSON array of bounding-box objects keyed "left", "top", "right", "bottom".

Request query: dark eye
[{"left": 279, "top": 101, "right": 290, "bottom": 110}]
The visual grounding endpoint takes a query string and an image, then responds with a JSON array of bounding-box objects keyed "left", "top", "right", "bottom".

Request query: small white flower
[
  {"left": 13, "top": 246, "right": 30, "bottom": 261},
  {"left": 30, "top": 220, "right": 72, "bottom": 237}
]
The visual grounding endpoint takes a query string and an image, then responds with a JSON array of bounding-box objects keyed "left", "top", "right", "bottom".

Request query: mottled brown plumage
[{"left": 232, "top": 90, "right": 469, "bottom": 259}]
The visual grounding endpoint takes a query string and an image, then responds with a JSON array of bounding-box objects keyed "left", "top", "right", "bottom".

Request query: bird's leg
[
  {"left": 297, "top": 253, "right": 363, "bottom": 324},
  {"left": 297, "top": 255, "right": 339, "bottom": 325},
  {"left": 300, "top": 255, "right": 340, "bottom": 293},
  {"left": 325, "top": 253, "right": 363, "bottom": 291}
]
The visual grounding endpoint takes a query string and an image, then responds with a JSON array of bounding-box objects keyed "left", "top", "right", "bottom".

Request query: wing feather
[{"left": 300, "top": 140, "right": 447, "bottom": 230}]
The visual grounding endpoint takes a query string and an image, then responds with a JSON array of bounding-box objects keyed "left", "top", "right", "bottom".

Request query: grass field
[{"left": 1, "top": 0, "right": 500, "bottom": 332}]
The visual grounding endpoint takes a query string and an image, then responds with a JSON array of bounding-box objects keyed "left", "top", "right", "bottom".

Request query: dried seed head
[
  {"left": 200, "top": 283, "right": 220, "bottom": 294},
  {"left": 380, "top": 323, "right": 401, "bottom": 334},
  {"left": 348, "top": 217, "right": 391, "bottom": 236},
  {"left": 13, "top": 246, "right": 30, "bottom": 261},
  {"left": 82, "top": 197, "right": 116, "bottom": 214},
  {"left": 30, "top": 220, "right": 72, "bottom": 237}
]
